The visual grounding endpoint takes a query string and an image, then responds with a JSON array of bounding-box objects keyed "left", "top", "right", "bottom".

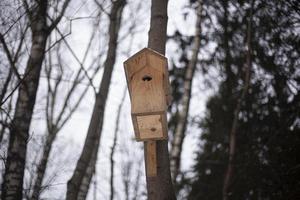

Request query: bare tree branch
[
  {"left": 48, "top": 0, "right": 72, "bottom": 33},
  {"left": 0, "top": 33, "right": 22, "bottom": 80},
  {"left": 110, "top": 88, "right": 126, "bottom": 200},
  {"left": 30, "top": 12, "right": 104, "bottom": 199},
  {"left": 1, "top": 0, "right": 71, "bottom": 198},
  {"left": 66, "top": 0, "right": 126, "bottom": 199},
  {"left": 54, "top": 25, "right": 97, "bottom": 94}
]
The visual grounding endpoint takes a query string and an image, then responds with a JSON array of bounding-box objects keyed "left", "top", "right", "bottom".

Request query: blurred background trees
[
  {"left": 184, "top": 0, "right": 300, "bottom": 199},
  {"left": 0, "top": 0, "right": 299, "bottom": 199}
]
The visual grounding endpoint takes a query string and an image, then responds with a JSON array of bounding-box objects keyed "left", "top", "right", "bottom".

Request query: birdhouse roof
[
  {"left": 124, "top": 48, "right": 167, "bottom": 65},
  {"left": 124, "top": 48, "right": 168, "bottom": 79}
]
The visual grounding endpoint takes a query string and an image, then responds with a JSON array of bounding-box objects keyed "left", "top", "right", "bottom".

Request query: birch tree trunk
[
  {"left": 145, "top": 0, "right": 176, "bottom": 199},
  {"left": 222, "top": 1, "right": 253, "bottom": 199},
  {"left": 66, "top": 1, "right": 126, "bottom": 199},
  {"left": 1, "top": 2, "right": 48, "bottom": 199},
  {"left": 1, "top": 1, "right": 71, "bottom": 199},
  {"left": 31, "top": 18, "right": 102, "bottom": 200},
  {"left": 170, "top": 0, "right": 203, "bottom": 182}
]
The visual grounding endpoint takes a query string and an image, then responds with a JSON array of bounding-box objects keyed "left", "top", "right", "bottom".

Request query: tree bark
[
  {"left": 1, "top": 1, "right": 71, "bottom": 199},
  {"left": 30, "top": 128, "right": 57, "bottom": 200},
  {"left": 222, "top": 1, "right": 253, "bottom": 199},
  {"left": 66, "top": 1, "right": 126, "bottom": 199},
  {"left": 145, "top": 0, "right": 176, "bottom": 199},
  {"left": 1, "top": 2, "right": 49, "bottom": 199},
  {"left": 170, "top": 0, "right": 203, "bottom": 182},
  {"left": 30, "top": 21, "right": 101, "bottom": 199},
  {"left": 110, "top": 89, "right": 126, "bottom": 200}
]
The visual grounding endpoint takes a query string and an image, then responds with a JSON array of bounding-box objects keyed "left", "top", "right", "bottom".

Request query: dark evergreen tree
[{"left": 187, "top": 0, "right": 300, "bottom": 199}]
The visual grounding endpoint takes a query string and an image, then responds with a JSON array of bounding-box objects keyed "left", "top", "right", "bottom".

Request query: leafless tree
[
  {"left": 118, "top": 138, "right": 145, "bottom": 200},
  {"left": 222, "top": 1, "right": 254, "bottom": 199},
  {"left": 0, "top": 1, "right": 29, "bottom": 144},
  {"left": 1, "top": 0, "right": 71, "bottom": 199},
  {"left": 30, "top": 13, "right": 104, "bottom": 198},
  {"left": 109, "top": 88, "right": 126, "bottom": 200},
  {"left": 170, "top": 0, "right": 203, "bottom": 182},
  {"left": 66, "top": 0, "right": 126, "bottom": 199}
]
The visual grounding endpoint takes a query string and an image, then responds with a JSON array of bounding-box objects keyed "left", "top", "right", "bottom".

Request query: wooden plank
[
  {"left": 146, "top": 141, "right": 157, "bottom": 177},
  {"left": 160, "top": 111, "right": 168, "bottom": 139},
  {"left": 131, "top": 67, "right": 166, "bottom": 114},
  {"left": 137, "top": 115, "right": 163, "bottom": 140}
]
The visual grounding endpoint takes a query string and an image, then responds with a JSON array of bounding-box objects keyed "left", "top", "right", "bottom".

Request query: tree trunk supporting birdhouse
[{"left": 145, "top": 141, "right": 157, "bottom": 177}]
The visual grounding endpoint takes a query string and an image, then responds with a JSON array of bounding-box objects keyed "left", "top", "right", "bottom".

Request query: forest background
[{"left": 0, "top": 0, "right": 299, "bottom": 199}]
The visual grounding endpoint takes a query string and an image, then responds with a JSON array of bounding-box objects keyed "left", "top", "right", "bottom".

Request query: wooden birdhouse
[{"left": 124, "top": 48, "right": 171, "bottom": 141}]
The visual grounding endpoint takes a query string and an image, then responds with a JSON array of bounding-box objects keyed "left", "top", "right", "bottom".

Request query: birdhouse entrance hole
[
  {"left": 142, "top": 75, "right": 152, "bottom": 81},
  {"left": 150, "top": 127, "right": 157, "bottom": 132}
]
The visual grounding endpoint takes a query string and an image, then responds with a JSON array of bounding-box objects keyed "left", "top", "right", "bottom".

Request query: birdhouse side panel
[
  {"left": 147, "top": 52, "right": 171, "bottom": 106},
  {"left": 124, "top": 54, "right": 147, "bottom": 100}
]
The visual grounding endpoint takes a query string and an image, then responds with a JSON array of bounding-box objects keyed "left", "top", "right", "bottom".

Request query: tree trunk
[
  {"left": 30, "top": 128, "right": 57, "bottom": 200},
  {"left": 170, "top": 0, "right": 203, "bottom": 182},
  {"left": 66, "top": 1, "right": 126, "bottom": 199},
  {"left": 1, "top": 2, "right": 48, "bottom": 199},
  {"left": 30, "top": 23, "right": 100, "bottom": 199},
  {"left": 110, "top": 89, "right": 126, "bottom": 200},
  {"left": 145, "top": 0, "right": 176, "bottom": 199},
  {"left": 222, "top": 1, "right": 253, "bottom": 199},
  {"left": 76, "top": 146, "right": 98, "bottom": 200}
]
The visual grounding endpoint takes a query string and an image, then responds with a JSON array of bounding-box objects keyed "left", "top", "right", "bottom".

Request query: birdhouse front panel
[
  {"left": 131, "top": 67, "right": 166, "bottom": 114},
  {"left": 124, "top": 48, "right": 171, "bottom": 141}
]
